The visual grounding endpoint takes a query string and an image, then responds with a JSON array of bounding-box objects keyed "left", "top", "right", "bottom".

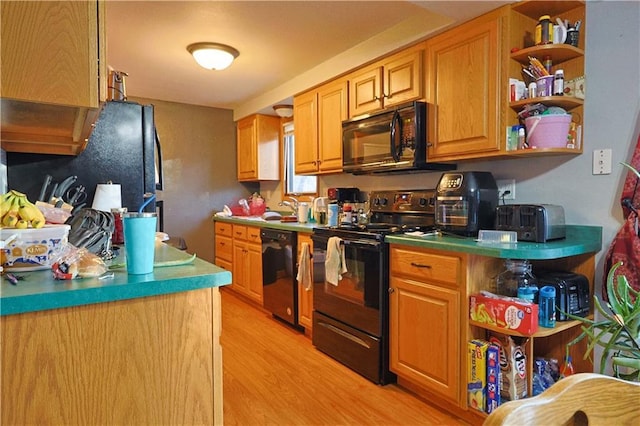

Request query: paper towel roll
[{"left": 92, "top": 183, "right": 122, "bottom": 212}]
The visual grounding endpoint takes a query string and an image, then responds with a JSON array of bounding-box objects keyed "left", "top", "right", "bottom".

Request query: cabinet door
[
  {"left": 232, "top": 241, "right": 248, "bottom": 294},
  {"left": 426, "top": 14, "right": 502, "bottom": 159},
  {"left": 297, "top": 233, "right": 313, "bottom": 330},
  {"left": 348, "top": 65, "right": 383, "bottom": 117},
  {"left": 389, "top": 276, "right": 460, "bottom": 403},
  {"left": 247, "top": 242, "right": 263, "bottom": 304},
  {"left": 237, "top": 116, "right": 258, "bottom": 180},
  {"left": 317, "top": 79, "right": 347, "bottom": 173},
  {"left": 383, "top": 48, "right": 423, "bottom": 108},
  {"left": 1, "top": 1, "right": 103, "bottom": 107},
  {"left": 293, "top": 90, "right": 319, "bottom": 174}
]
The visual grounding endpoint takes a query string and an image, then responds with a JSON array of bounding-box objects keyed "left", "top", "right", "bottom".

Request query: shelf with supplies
[
  {"left": 510, "top": 95, "right": 583, "bottom": 111},
  {"left": 469, "top": 317, "right": 591, "bottom": 338},
  {"left": 511, "top": 44, "right": 584, "bottom": 66}
]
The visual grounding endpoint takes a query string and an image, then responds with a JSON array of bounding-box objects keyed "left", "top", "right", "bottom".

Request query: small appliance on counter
[
  {"left": 327, "top": 187, "right": 360, "bottom": 204},
  {"left": 495, "top": 204, "right": 566, "bottom": 242},
  {"left": 536, "top": 271, "right": 590, "bottom": 320},
  {"left": 435, "top": 171, "right": 498, "bottom": 236}
]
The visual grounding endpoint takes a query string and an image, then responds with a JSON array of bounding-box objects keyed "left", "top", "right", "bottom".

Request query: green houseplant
[{"left": 567, "top": 162, "right": 640, "bottom": 382}]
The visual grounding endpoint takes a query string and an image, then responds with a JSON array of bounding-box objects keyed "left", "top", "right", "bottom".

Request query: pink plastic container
[{"left": 524, "top": 114, "right": 571, "bottom": 149}]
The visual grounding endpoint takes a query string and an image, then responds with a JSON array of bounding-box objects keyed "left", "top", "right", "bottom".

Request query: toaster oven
[{"left": 435, "top": 171, "right": 499, "bottom": 236}]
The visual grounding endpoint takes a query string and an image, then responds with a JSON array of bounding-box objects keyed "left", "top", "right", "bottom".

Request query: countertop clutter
[{"left": 0, "top": 242, "right": 231, "bottom": 316}]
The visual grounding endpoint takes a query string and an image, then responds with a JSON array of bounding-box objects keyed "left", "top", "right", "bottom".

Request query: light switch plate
[{"left": 592, "top": 149, "right": 612, "bottom": 175}]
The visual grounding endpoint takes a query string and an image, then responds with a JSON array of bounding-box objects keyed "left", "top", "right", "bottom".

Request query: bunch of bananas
[{"left": 0, "top": 190, "right": 46, "bottom": 229}]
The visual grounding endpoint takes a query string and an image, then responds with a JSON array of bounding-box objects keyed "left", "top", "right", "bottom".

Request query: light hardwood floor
[{"left": 220, "top": 289, "right": 468, "bottom": 425}]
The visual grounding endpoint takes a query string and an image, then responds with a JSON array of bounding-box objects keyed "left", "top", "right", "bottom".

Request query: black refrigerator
[{"left": 7, "top": 100, "right": 162, "bottom": 215}]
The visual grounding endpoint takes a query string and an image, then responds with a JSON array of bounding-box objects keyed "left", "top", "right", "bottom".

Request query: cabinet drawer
[
  {"left": 390, "top": 246, "right": 460, "bottom": 287},
  {"left": 232, "top": 225, "right": 247, "bottom": 240},
  {"left": 215, "top": 256, "right": 232, "bottom": 273},
  {"left": 247, "top": 226, "right": 261, "bottom": 243},
  {"left": 215, "top": 222, "right": 233, "bottom": 237},
  {"left": 215, "top": 235, "right": 233, "bottom": 262}
]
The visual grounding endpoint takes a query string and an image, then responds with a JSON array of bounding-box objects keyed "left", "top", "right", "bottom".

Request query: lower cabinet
[
  {"left": 232, "top": 225, "right": 263, "bottom": 304},
  {"left": 389, "top": 245, "right": 463, "bottom": 405},
  {"left": 297, "top": 232, "right": 313, "bottom": 332},
  {"left": 214, "top": 222, "right": 263, "bottom": 305}
]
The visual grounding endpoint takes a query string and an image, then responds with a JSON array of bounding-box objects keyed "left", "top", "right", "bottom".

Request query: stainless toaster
[{"left": 495, "top": 204, "right": 565, "bottom": 242}]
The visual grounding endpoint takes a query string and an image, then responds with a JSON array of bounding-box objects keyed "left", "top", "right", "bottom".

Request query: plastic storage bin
[{"left": 525, "top": 114, "right": 571, "bottom": 149}]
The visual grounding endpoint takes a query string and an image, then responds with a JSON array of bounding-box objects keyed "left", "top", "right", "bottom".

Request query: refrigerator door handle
[{"left": 155, "top": 130, "right": 163, "bottom": 191}]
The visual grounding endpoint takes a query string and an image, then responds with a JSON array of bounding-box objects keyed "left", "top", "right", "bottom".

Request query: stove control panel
[{"left": 369, "top": 189, "right": 436, "bottom": 214}]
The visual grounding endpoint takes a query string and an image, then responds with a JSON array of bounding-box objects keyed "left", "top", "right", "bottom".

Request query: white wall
[{"left": 319, "top": 1, "right": 640, "bottom": 294}]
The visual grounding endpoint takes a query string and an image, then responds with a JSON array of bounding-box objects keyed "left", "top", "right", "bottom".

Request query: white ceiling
[{"left": 106, "top": 1, "right": 510, "bottom": 119}]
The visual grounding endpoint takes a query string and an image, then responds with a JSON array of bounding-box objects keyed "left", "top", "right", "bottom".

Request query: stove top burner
[{"left": 328, "top": 222, "right": 435, "bottom": 235}]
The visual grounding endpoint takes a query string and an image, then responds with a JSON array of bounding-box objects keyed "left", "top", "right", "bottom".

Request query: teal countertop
[
  {"left": 213, "top": 215, "right": 318, "bottom": 233},
  {"left": 214, "top": 216, "right": 601, "bottom": 260},
  {"left": 0, "top": 243, "right": 231, "bottom": 316},
  {"left": 385, "top": 225, "right": 602, "bottom": 259}
]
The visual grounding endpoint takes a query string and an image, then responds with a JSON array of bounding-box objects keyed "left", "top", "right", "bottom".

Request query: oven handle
[
  {"left": 312, "top": 236, "right": 382, "bottom": 251},
  {"left": 317, "top": 321, "right": 371, "bottom": 349}
]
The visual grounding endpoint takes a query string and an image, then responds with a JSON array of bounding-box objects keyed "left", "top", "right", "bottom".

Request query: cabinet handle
[
  {"left": 383, "top": 93, "right": 390, "bottom": 99},
  {"left": 411, "top": 262, "right": 432, "bottom": 269},
  {"left": 388, "top": 287, "right": 395, "bottom": 294}
]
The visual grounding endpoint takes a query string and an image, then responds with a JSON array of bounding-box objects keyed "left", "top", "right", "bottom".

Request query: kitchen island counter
[
  {"left": 1, "top": 242, "right": 231, "bottom": 316},
  {"left": 1, "top": 244, "right": 229, "bottom": 426}
]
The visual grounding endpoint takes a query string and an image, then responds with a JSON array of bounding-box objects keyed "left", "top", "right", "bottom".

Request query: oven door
[{"left": 311, "top": 234, "right": 384, "bottom": 336}]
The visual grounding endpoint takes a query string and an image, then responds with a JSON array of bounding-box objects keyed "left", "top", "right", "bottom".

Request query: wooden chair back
[{"left": 483, "top": 373, "right": 640, "bottom": 426}]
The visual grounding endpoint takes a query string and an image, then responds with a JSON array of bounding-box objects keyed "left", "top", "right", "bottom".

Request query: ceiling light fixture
[
  {"left": 273, "top": 104, "right": 294, "bottom": 118},
  {"left": 187, "top": 42, "right": 239, "bottom": 70}
]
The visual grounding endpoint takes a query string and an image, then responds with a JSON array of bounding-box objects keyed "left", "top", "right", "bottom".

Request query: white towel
[
  {"left": 296, "top": 242, "right": 312, "bottom": 291},
  {"left": 325, "top": 236, "right": 347, "bottom": 286}
]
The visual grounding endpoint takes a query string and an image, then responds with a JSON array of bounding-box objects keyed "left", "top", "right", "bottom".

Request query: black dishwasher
[{"left": 261, "top": 228, "right": 300, "bottom": 329}]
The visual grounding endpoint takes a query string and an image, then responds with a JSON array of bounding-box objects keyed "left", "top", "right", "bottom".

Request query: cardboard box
[
  {"left": 486, "top": 344, "right": 501, "bottom": 413},
  {"left": 467, "top": 339, "right": 489, "bottom": 412},
  {"left": 487, "top": 332, "right": 528, "bottom": 402},
  {"left": 470, "top": 293, "right": 539, "bottom": 335}
]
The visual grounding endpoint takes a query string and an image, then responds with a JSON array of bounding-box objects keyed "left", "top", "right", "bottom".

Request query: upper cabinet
[
  {"left": 426, "top": 1, "right": 585, "bottom": 161},
  {"left": 425, "top": 8, "right": 504, "bottom": 160},
  {"left": 236, "top": 114, "right": 281, "bottom": 181},
  {"left": 0, "top": 1, "right": 107, "bottom": 155},
  {"left": 348, "top": 44, "right": 424, "bottom": 117},
  {"left": 294, "top": 77, "right": 347, "bottom": 175}
]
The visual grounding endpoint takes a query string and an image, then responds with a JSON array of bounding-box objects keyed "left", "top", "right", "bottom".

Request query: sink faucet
[{"left": 278, "top": 196, "right": 299, "bottom": 214}]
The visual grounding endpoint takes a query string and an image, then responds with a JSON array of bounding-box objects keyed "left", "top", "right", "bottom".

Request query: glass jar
[
  {"left": 496, "top": 259, "right": 538, "bottom": 297},
  {"left": 111, "top": 207, "right": 127, "bottom": 245}
]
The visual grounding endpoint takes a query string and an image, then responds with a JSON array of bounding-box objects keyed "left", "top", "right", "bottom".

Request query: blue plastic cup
[{"left": 123, "top": 212, "right": 157, "bottom": 274}]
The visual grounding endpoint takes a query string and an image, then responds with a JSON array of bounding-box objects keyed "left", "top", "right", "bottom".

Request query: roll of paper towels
[{"left": 92, "top": 183, "right": 122, "bottom": 212}]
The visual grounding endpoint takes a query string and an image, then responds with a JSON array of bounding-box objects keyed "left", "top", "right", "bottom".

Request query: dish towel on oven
[
  {"left": 296, "top": 241, "right": 312, "bottom": 291},
  {"left": 325, "top": 236, "right": 347, "bottom": 286}
]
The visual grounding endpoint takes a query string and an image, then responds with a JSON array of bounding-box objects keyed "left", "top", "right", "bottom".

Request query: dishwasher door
[{"left": 261, "top": 228, "right": 300, "bottom": 328}]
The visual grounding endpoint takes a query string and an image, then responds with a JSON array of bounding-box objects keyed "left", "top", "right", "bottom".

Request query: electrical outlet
[{"left": 496, "top": 179, "right": 516, "bottom": 200}]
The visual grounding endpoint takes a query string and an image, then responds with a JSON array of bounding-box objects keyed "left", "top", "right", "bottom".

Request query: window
[{"left": 283, "top": 122, "right": 317, "bottom": 195}]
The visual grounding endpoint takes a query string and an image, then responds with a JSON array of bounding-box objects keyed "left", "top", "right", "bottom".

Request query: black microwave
[{"left": 342, "top": 101, "right": 455, "bottom": 174}]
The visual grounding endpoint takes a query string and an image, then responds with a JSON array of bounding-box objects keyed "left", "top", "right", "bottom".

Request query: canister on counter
[
  {"left": 111, "top": 207, "right": 127, "bottom": 245},
  {"left": 327, "top": 203, "right": 339, "bottom": 227}
]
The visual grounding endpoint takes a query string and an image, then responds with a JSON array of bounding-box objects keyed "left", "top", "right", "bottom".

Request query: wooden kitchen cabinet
[
  {"left": 294, "top": 77, "right": 347, "bottom": 175},
  {"left": 297, "top": 233, "right": 314, "bottom": 332},
  {"left": 389, "top": 246, "right": 463, "bottom": 405},
  {"left": 236, "top": 114, "right": 280, "bottom": 181},
  {"left": 0, "top": 0, "right": 107, "bottom": 155},
  {"left": 231, "top": 225, "right": 263, "bottom": 304},
  {"left": 348, "top": 44, "right": 424, "bottom": 117},
  {"left": 425, "top": 8, "right": 503, "bottom": 160},
  {"left": 214, "top": 222, "right": 233, "bottom": 272}
]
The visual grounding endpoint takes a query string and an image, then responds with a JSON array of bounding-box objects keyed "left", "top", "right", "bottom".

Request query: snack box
[
  {"left": 467, "top": 339, "right": 489, "bottom": 412},
  {"left": 470, "top": 293, "right": 539, "bottom": 335},
  {"left": 0, "top": 225, "right": 70, "bottom": 271},
  {"left": 486, "top": 344, "right": 501, "bottom": 413}
]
